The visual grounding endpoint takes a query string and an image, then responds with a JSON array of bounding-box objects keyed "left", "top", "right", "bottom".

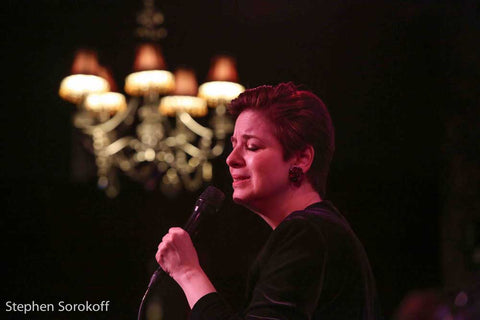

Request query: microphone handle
[
  {"left": 150, "top": 198, "right": 207, "bottom": 280},
  {"left": 183, "top": 200, "right": 203, "bottom": 235},
  {"left": 138, "top": 192, "right": 221, "bottom": 320}
]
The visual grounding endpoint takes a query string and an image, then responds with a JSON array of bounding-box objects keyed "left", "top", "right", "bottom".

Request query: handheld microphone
[
  {"left": 138, "top": 186, "right": 225, "bottom": 320},
  {"left": 152, "top": 185, "right": 225, "bottom": 282},
  {"left": 183, "top": 185, "right": 225, "bottom": 236}
]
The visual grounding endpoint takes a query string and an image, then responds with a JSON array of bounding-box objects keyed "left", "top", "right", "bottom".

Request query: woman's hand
[
  {"left": 155, "top": 227, "right": 217, "bottom": 308},
  {"left": 156, "top": 227, "right": 200, "bottom": 281}
]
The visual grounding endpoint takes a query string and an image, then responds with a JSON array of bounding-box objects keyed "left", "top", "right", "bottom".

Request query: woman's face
[{"left": 226, "top": 109, "right": 293, "bottom": 211}]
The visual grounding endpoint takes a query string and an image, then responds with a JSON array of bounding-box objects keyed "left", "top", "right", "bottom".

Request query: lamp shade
[
  {"left": 133, "top": 43, "right": 166, "bottom": 71},
  {"left": 159, "top": 68, "right": 207, "bottom": 117},
  {"left": 59, "top": 49, "right": 116, "bottom": 103},
  {"left": 173, "top": 68, "right": 198, "bottom": 96},
  {"left": 206, "top": 55, "right": 239, "bottom": 82},
  {"left": 71, "top": 49, "right": 101, "bottom": 75},
  {"left": 125, "top": 44, "right": 174, "bottom": 96},
  {"left": 199, "top": 55, "right": 244, "bottom": 106}
]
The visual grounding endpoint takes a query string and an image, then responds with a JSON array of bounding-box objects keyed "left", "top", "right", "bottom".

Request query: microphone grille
[{"left": 199, "top": 186, "right": 225, "bottom": 210}]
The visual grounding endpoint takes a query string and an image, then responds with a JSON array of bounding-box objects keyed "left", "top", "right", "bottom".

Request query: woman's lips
[{"left": 232, "top": 175, "right": 249, "bottom": 187}]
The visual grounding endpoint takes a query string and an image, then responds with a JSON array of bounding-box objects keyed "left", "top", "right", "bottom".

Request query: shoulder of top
[
  {"left": 285, "top": 206, "right": 335, "bottom": 222},
  {"left": 282, "top": 207, "right": 351, "bottom": 234},
  {"left": 274, "top": 212, "right": 320, "bottom": 235}
]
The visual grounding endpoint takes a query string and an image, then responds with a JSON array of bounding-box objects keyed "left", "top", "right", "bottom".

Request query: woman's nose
[{"left": 226, "top": 146, "right": 244, "bottom": 168}]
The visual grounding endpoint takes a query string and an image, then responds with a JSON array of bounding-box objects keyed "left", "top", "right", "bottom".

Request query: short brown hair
[{"left": 228, "top": 82, "right": 335, "bottom": 197}]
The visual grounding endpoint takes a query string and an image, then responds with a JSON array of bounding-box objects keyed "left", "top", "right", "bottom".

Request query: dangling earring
[{"left": 288, "top": 166, "right": 304, "bottom": 185}]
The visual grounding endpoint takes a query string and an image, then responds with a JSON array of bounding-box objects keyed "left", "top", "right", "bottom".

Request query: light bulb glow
[
  {"left": 59, "top": 74, "right": 110, "bottom": 103},
  {"left": 198, "top": 81, "right": 245, "bottom": 106},
  {"left": 159, "top": 95, "right": 207, "bottom": 117},
  {"left": 124, "top": 70, "right": 174, "bottom": 96},
  {"left": 85, "top": 92, "right": 127, "bottom": 113}
]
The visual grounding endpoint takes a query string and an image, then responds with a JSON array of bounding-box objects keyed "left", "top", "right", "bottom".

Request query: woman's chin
[
  {"left": 232, "top": 194, "right": 245, "bottom": 204},
  {"left": 232, "top": 191, "right": 249, "bottom": 205}
]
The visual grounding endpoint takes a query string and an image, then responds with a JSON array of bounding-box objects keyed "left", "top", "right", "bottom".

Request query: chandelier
[{"left": 58, "top": 1, "right": 244, "bottom": 197}]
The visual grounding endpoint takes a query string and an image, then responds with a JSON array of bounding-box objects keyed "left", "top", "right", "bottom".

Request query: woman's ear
[{"left": 291, "top": 145, "right": 315, "bottom": 173}]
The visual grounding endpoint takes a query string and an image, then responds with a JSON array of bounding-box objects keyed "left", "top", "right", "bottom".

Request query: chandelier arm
[
  {"left": 82, "top": 97, "right": 141, "bottom": 135},
  {"left": 104, "top": 137, "right": 136, "bottom": 156},
  {"left": 207, "top": 139, "right": 226, "bottom": 158},
  {"left": 178, "top": 112, "right": 213, "bottom": 139},
  {"left": 179, "top": 143, "right": 202, "bottom": 158}
]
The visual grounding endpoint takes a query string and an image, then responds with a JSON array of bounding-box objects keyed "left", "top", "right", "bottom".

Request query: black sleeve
[
  {"left": 190, "top": 292, "right": 239, "bottom": 320},
  {"left": 190, "top": 219, "right": 327, "bottom": 320}
]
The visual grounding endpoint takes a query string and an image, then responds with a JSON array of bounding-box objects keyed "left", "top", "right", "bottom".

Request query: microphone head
[{"left": 199, "top": 186, "right": 225, "bottom": 211}]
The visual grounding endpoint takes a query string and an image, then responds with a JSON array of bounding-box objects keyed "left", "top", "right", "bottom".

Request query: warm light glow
[
  {"left": 207, "top": 55, "right": 239, "bottom": 82},
  {"left": 198, "top": 81, "right": 245, "bottom": 106},
  {"left": 124, "top": 70, "right": 174, "bottom": 96},
  {"left": 173, "top": 68, "right": 198, "bottom": 96},
  {"left": 71, "top": 49, "right": 100, "bottom": 74},
  {"left": 84, "top": 92, "right": 127, "bottom": 114},
  {"left": 159, "top": 96, "right": 207, "bottom": 117},
  {"left": 133, "top": 44, "right": 166, "bottom": 71},
  {"left": 59, "top": 74, "right": 110, "bottom": 103}
]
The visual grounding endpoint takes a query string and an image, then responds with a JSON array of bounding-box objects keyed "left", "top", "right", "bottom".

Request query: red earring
[{"left": 288, "top": 166, "right": 303, "bottom": 184}]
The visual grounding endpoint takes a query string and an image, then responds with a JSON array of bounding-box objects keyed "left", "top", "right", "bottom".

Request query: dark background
[{"left": 3, "top": 0, "right": 479, "bottom": 319}]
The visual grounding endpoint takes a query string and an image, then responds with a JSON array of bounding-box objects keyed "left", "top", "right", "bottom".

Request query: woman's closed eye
[{"left": 246, "top": 144, "right": 260, "bottom": 151}]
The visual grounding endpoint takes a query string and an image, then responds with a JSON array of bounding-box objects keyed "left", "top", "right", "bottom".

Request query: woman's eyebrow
[
  {"left": 231, "top": 134, "right": 260, "bottom": 144},
  {"left": 241, "top": 134, "right": 260, "bottom": 141}
]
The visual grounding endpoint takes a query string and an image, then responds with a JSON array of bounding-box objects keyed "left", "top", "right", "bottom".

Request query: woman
[{"left": 156, "top": 82, "right": 380, "bottom": 319}]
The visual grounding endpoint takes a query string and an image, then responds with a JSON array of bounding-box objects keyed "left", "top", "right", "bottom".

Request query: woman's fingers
[
  {"left": 169, "top": 227, "right": 185, "bottom": 234},
  {"left": 155, "top": 227, "right": 199, "bottom": 278},
  {"left": 157, "top": 236, "right": 169, "bottom": 265}
]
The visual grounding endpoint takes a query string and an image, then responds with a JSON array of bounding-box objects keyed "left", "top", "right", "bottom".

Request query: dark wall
[{"left": 3, "top": 1, "right": 479, "bottom": 319}]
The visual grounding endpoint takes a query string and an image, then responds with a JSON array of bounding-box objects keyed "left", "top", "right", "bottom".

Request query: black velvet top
[{"left": 190, "top": 201, "right": 380, "bottom": 320}]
